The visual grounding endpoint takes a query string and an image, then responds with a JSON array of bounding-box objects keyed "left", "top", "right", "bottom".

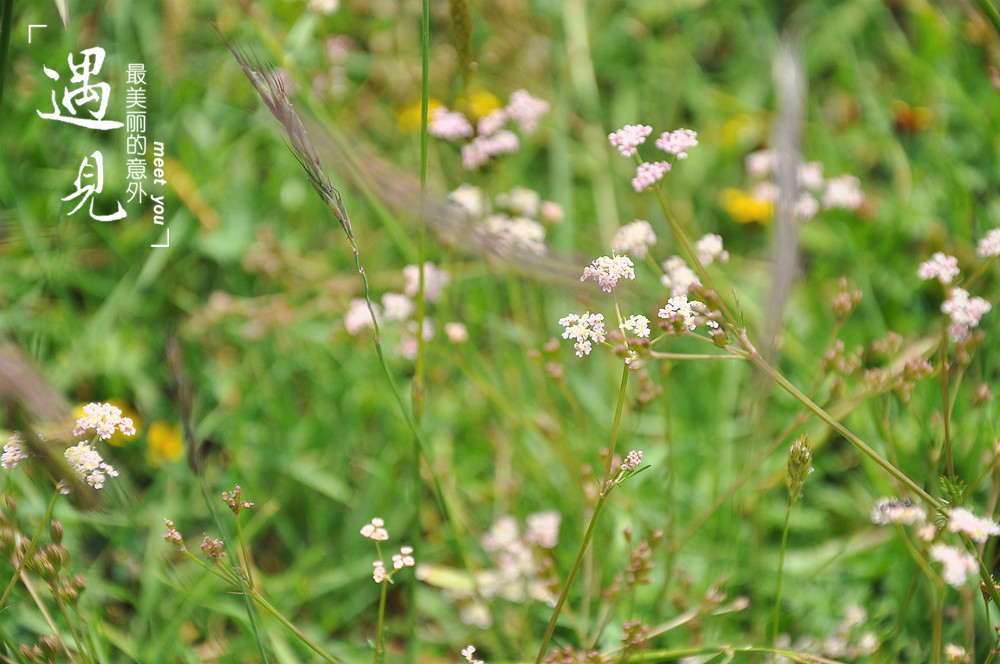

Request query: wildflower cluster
[
  {"left": 581, "top": 255, "right": 635, "bottom": 292},
  {"left": 360, "top": 517, "right": 415, "bottom": 584},
  {"left": 343, "top": 262, "right": 466, "bottom": 358},
  {"left": 74, "top": 401, "right": 137, "bottom": 440},
  {"left": 872, "top": 498, "right": 999, "bottom": 587},
  {"left": 4, "top": 402, "right": 133, "bottom": 493},
  {"left": 449, "top": 183, "right": 562, "bottom": 257},
  {"left": 607, "top": 124, "right": 698, "bottom": 192},
  {"left": 419, "top": 512, "right": 560, "bottom": 628},
  {"left": 723, "top": 149, "right": 863, "bottom": 224},
  {"left": 914, "top": 251, "right": 994, "bottom": 340},
  {"left": 428, "top": 89, "right": 550, "bottom": 169},
  {"left": 769, "top": 605, "right": 877, "bottom": 662},
  {"left": 917, "top": 252, "right": 960, "bottom": 284},
  {"left": 610, "top": 220, "right": 657, "bottom": 258},
  {"left": 559, "top": 313, "right": 607, "bottom": 357}
]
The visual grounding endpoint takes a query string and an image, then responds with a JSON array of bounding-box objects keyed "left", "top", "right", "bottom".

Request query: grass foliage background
[{"left": 2, "top": 0, "right": 1000, "bottom": 661}]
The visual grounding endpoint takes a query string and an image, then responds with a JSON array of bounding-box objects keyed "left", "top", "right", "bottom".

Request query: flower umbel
[
  {"left": 559, "top": 312, "right": 607, "bottom": 357},
  {"left": 611, "top": 219, "right": 657, "bottom": 259},
  {"left": 631, "top": 161, "right": 670, "bottom": 193},
  {"left": 917, "top": 252, "right": 960, "bottom": 284},
  {"left": 655, "top": 128, "right": 698, "bottom": 159},
  {"left": 73, "top": 402, "right": 137, "bottom": 440},
  {"left": 581, "top": 255, "right": 635, "bottom": 292},
  {"left": 929, "top": 543, "right": 977, "bottom": 587},
  {"left": 946, "top": 507, "right": 1000, "bottom": 543},
  {"left": 608, "top": 124, "right": 652, "bottom": 157},
  {"left": 361, "top": 517, "right": 389, "bottom": 541},
  {"left": 63, "top": 442, "right": 118, "bottom": 491}
]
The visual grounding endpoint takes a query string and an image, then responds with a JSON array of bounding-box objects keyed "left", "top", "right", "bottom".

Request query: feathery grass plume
[
  {"left": 213, "top": 25, "right": 352, "bottom": 242},
  {"left": 449, "top": 0, "right": 474, "bottom": 90}
]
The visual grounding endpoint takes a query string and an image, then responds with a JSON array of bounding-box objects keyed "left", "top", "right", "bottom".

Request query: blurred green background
[{"left": 2, "top": 0, "right": 1000, "bottom": 661}]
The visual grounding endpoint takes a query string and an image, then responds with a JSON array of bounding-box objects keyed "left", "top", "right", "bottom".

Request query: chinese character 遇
[{"left": 38, "top": 47, "right": 125, "bottom": 130}]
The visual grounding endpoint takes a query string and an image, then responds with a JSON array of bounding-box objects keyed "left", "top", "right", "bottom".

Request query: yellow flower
[
  {"left": 720, "top": 187, "right": 773, "bottom": 225},
  {"left": 396, "top": 97, "right": 444, "bottom": 133},
  {"left": 74, "top": 398, "right": 142, "bottom": 447},
  {"left": 456, "top": 90, "right": 503, "bottom": 120},
  {"left": 147, "top": 421, "right": 183, "bottom": 465}
]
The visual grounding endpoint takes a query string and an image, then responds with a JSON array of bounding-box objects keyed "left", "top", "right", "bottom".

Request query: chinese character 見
[{"left": 62, "top": 150, "right": 127, "bottom": 222}]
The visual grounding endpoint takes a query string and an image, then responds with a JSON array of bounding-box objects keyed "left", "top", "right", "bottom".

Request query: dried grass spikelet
[
  {"left": 213, "top": 25, "right": 353, "bottom": 241},
  {"left": 449, "top": 0, "right": 474, "bottom": 88}
]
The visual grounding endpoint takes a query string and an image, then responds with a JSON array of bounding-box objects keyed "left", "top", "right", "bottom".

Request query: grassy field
[{"left": 2, "top": 0, "right": 1000, "bottom": 662}]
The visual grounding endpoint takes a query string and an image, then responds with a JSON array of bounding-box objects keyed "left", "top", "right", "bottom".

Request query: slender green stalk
[
  {"left": 407, "top": 4, "right": 431, "bottom": 661},
  {"left": 932, "top": 583, "right": 943, "bottom": 664},
  {"left": 251, "top": 593, "right": 343, "bottom": 664},
  {"left": 534, "top": 364, "right": 630, "bottom": 664},
  {"left": 534, "top": 494, "right": 610, "bottom": 664},
  {"left": 0, "top": 0, "right": 12, "bottom": 121},
  {"left": 235, "top": 514, "right": 255, "bottom": 591},
  {"left": 374, "top": 577, "right": 389, "bottom": 664},
  {"left": 771, "top": 505, "right": 792, "bottom": 644},
  {"left": 0, "top": 488, "right": 60, "bottom": 612},
  {"left": 938, "top": 323, "right": 954, "bottom": 480}
]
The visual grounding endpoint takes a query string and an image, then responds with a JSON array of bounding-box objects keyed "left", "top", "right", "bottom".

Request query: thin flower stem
[
  {"left": 932, "top": 583, "right": 943, "bottom": 664},
  {"left": 647, "top": 351, "right": 747, "bottom": 361},
  {"left": 603, "top": 363, "right": 631, "bottom": 483},
  {"left": 408, "top": 3, "right": 430, "bottom": 660},
  {"left": 535, "top": 363, "right": 630, "bottom": 664},
  {"left": 533, "top": 494, "right": 609, "bottom": 664},
  {"left": 938, "top": 322, "right": 954, "bottom": 480},
  {"left": 251, "top": 592, "right": 343, "bottom": 664},
  {"left": 0, "top": 487, "right": 59, "bottom": 612},
  {"left": 750, "top": 354, "right": 939, "bottom": 509},
  {"left": 374, "top": 579, "right": 389, "bottom": 664},
  {"left": 235, "top": 515, "right": 255, "bottom": 591},
  {"left": 771, "top": 505, "right": 792, "bottom": 645}
]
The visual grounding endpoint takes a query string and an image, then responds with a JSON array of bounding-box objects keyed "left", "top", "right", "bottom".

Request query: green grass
[{"left": 2, "top": 0, "right": 1000, "bottom": 662}]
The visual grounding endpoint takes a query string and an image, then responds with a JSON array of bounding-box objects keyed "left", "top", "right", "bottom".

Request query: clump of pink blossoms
[
  {"left": 581, "top": 255, "right": 635, "bottom": 292},
  {"left": 559, "top": 313, "right": 607, "bottom": 357}
]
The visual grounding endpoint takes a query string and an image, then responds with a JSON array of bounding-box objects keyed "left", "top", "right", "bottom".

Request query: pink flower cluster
[
  {"left": 74, "top": 402, "right": 136, "bottom": 440},
  {"left": 631, "top": 161, "right": 671, "bottom": 193},
  {"left": 655, "top": 128, "right": 698, "bottom": 158},
  {"left": 916, "top": 252, "right": 959, "bottom": 284},
  {"left": 430, "top": 89, "right": 549, "bottom": 170},
  {"left": 942, "top": 287, "right": 992, "bottom": 341},
  {"left": 559, "top": 312, "right": 607, "bottom": 357},
  {"left": 428, "top": 107, "right": 473, "bottom": 140},
  {"left": 581, "top": 255, "right": 636, "bottom": 292},
  {"left": 608, "top": 124, "right": 652, "bottom": 157}
]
